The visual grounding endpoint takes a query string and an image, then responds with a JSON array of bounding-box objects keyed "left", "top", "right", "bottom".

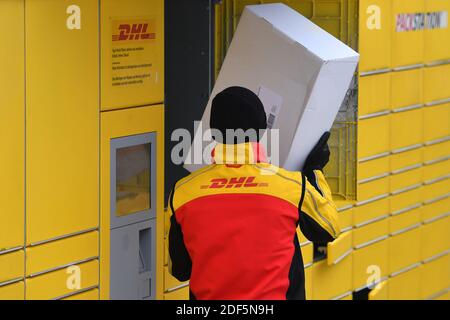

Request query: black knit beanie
[{"left": 210, "top": 86, "right": 267, "bottom": 144}]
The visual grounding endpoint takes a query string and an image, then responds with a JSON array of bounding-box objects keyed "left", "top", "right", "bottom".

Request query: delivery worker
[{"left": 168, "top": 86, "right": 340, "bottom": 300}]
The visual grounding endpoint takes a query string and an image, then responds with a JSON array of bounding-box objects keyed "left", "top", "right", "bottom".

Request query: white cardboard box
[{"left": 184, "top": 3, "right": 359, "bottom": 172}]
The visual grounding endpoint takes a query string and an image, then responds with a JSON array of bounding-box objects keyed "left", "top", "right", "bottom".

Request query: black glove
[{"left": 303, "top": 132, "right": 331, "bottom": 172}]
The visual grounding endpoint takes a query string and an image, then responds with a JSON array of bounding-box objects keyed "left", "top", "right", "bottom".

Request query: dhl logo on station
[{"left": 112, "top": 19, "right": 156, "bottom": 42}]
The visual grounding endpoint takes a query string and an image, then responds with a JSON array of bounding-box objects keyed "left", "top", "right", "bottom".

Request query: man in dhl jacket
[{"left": 168, "top": 86, "right": 340, "bottom": 300}]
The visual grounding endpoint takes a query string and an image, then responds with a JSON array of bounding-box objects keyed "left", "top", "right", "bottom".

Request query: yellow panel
[
  {"left": 164, "top": 286, "right": 189, "bottom": 300},
  {"left": 390, "top": 206, "right": 421, "bottom": 233},
  {"left": 164, "top": 266, "right": 188, "bottom": 292},
  {"left": 353, "top": 240, "right": 389, "bottom": 290},
  {"left": 100, "top": 105, "right": 165, "bottom": 300},
  {"left": 0, "top": 0, "right": 24, "bottom": 251},
  {"left": 388, "top": 266, "right": 421, "bottom": 300},
  {"left": 358, "top": 115, "right": 390, "bottom": 159},
  {"left": 26, "top": 231, "right": 99, "bottom": 276},
  {"left": 357, "top": 176, "right": 390, "bottom": 201},
  {"left": 434, "top": 290, "right": 450, "bottom": 300},
  {"left": 390, "top": 166, "right": 422, "bottom": 194},
  {"left": 423, "top": 159, "right": 450, "bottom": 183},
  {"left": 327, "top": 231, "right": 352, "bottom": 266},
  {"left": 368, "top": 279, "right": 388, "bottom": 300},
  {"left": 390, "top": 68, "right": 423, "bottom": 110},
  {"left": 388, "top": 227, "right": 421, "bottom": 274},
  {"left": 296, "top": 227, "right": 310, "bottom": 246},
  {"left": 422, "top": 196, "right": 450, "bottom": 222},
  {"left": 305, "top": 265, "right": 312, "bottom": 300},
  {"left": 302, "top": 242, "right": 313, "bottom": 266},
  {"left": 26, "top": 0, "right": 99, "bottom": 244},
  {"left": 62, "top": 288, "right": 99, "bottom": 300},
  {"left": 421, "top": 216, "right": 450, "bottom": 261},
  {"left": 312, "top": 255, "right": 352, "bottom": 300},
  {"left": 392, "top": 0, "right": 425, "bottom": 67},
  {"left": 390, "top": 148, "right": 422, "bottom": 172},
  {"left": 0, "top": 250, "right": 24, "bottom": 283},
  {"left": 424, "top": 0, "right": 450, "bottom": 63},
  {"left": 423, "top": 178, "right": 450, "bottom": 201},
  {"left": 26, "top": 260, "right": 99, "bottom": 300},
  {"left": 390, "top": 185, "right": 422, "bottom": 213},
  {"left": 424, "top": 65, "right": 450, "bottom": 104},
  {"left": 0, "top": 281, "right": 24, "bottom": 300},
  {"left": 359, "top": 0, "right": 392, "bottom": 72},
  {"left": 423, "top": 103, "right": 450, "bottom": 143},
  {"left": 354, "top": 197, "right": 389, "bottom": 227},
  {"left": 339, "top": 293, "right": 353, "bottom": 300},
  {"left": 420, "top": 254, "right": 450, "bottom": 299},
  {"left": 390, "top": 108, "right": 423, "bottom": 151},
  {"left": 423, "top": 140, "right": 450, "bottom": 163},
  {"left": 336, "top": 204, "right": 353, "bottom": 231},
  {"left": 353, "top": 218, "right": 389, "bottom": 247},
  {"left": 358, "top": 73, "right": 390, "bottom": 116},
  {"left": 101, "top": 0, "right": 164, "bottom": 110},
  {"left": 357, "top": 156, "right": 389, "bottom": 181}
]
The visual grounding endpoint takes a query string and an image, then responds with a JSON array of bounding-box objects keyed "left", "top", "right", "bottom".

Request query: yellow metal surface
[
  {"left": 327, "top": 231, "right": 352, "bottom": 266},
  {"left": 390, "top": 109, "right": 423, "bottom": 151},
  {"left": 0, "top": 281, "right": 24, "bottom": 300},
  {"left": 389, "top": 166, "right": 422, "bottom": 194},
  {"left": 422, "top": 197, "right": 450, "bottom": 222},
  {"left": 368, "top": 279, "right": 388, "bottom": 300},
  {"left": 99, "top": 105, "right": 165, "bottom": 300},
  {"left": 390, "top": 69, "right": 423, "bottom": 110},
  {"left": 164, "top": 266, "right": 188, "bottom": 292},
  {"left": 389, "top": 186, "right": 422, "bottom": 214},
  {"left": 0, "top": 0, "right": 24, "bottom": 251},
  {"left": 353, "top": 218, "right": 389, "bottom": 247},
  {"left": 423, "top": 159, "right": 450, "bottom": 183},
  {"left": 312, "top": 255, "right": 352, "bottom": 300},
  {"left": 357, "top": 176, "right": 390, "bottom": 201},
  {"left": 301, "top": 242, "right": 313, "bottom": 266},
  {"left": 26, "top": 231, "right": 99, "bottom": 276},
  {"left": 424, "top": 65, "right": 450, "bottom": 103},
  {"left": 0, "top": 250, "right": 24, "bottom": 284},
  {"left": 390, "top": 148, "right": 422, "bottom": 172},
  {"left": 420, "top": 254, "right": 449, "bottom": 299},
  {"left": 388, "top": 266, "right": 421, "bottom": 300},
  {"left": 305, "top": 265, "right": 312, "bottom": 300},
  {"left": 421, "top": 216, "right": 450, "bottom": 261},
  {"left": 354, "top": 197, "right": 389, "bottom": 227},
  {"left": 25, "top": 0, "right": 99, "bottom": 244},
  {"left": 164, "top": 286, "right": 189, "bottom": 300},
  {"left": 357, "top": 156, "right": 389, "bottom": 181},
  {"left": 353, "top": 240, "right": 389, "bottom": 290},
  {"left": 26, "top": 259, "right": 99, "bottom": 300},
  {"left": 423, "top": 140, "right": 450, "bottom": 163},
  {"left": 391, "top": 0, "right": 425, "bottom": 67},
  {"left": 359, "top": 0, "right": 392, "bottom": 72},
  {"left": 62, "top": 288, "right": 99, "bottom": 300},
  {"left": 100, "top": 0, "right": 164, "bottom": 110},
  {"left": 336, "top": 203, "right": 354, "bottom": 231},
  {"left": 423, "top": 103, "right": 450, "bottom": 143},
  {"left": 389, "top": 206, "right": 421, "bottom": 234},
  {"left": 423, "top": 178, "right": 450, "bottom": 201},
  {"left": 388, "top": 227, "right": 421, "bottom": 274},
  {"left": 424, "top": 0, "right": 450, "bottom": 63},
  {"left": 358, "top": 115, "right": 390, "bottom": 159}
]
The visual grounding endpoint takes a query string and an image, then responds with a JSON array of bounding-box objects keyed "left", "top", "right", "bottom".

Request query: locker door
[
  {"left": 25, "top": 1, "right": 99, "bottom": 244},
  {"left": 0, "top": 0, "right": 25, "bottom": 252}
]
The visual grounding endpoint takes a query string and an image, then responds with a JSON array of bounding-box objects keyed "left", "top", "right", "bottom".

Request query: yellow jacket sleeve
[{"left": 299, "top": 170, "right": 340, "bottom": 242}]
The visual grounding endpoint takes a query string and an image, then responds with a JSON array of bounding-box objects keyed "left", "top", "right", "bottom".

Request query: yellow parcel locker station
[
  {"left": 0, "top": 0, "right": 25, "bottom": 263},
  {"left": 100, "top": 105, "right": 165, "bottom": 300},
  {"left": 99, "top": 0, "right": 164, "bottom": 300}
]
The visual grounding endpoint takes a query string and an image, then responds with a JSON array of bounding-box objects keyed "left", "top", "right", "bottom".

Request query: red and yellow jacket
[{"left": 168, "top": 142, "right": 340, "bottom": 300}]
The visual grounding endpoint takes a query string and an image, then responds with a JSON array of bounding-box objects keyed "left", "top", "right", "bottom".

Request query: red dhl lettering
[
  {"left": 112, "top": 23, "right": 155, "bottom": 41},
  {"left": 201, "top": 177, "right": 268, "bottom": 189}
]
